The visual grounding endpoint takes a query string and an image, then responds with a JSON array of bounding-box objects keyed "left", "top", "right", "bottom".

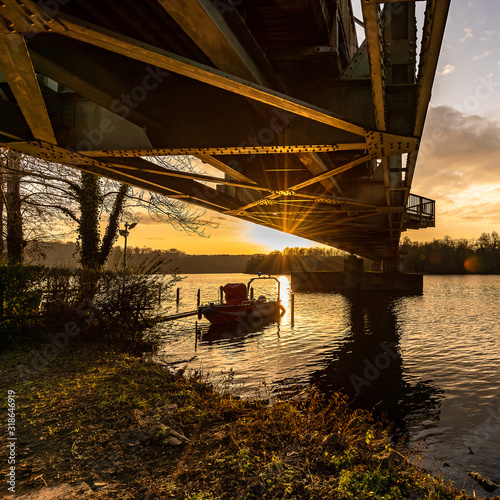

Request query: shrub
[
  {"left": 0, "top": 264, "right": 179, "bottom": 351},
  {"left": 0, "top": 264, "right": 47, "bottom": 348}
]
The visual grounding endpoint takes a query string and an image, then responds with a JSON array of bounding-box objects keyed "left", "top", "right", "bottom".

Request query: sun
[{"left": 245, "top": 225, "right": 331, "bottom": 252}]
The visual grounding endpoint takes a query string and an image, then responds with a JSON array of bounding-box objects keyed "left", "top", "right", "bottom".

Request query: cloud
[
  {"left": 480, "top": 30, "right": 494, "bottom": 41},
  {"left": 460, "top": 28, "right": 473, "bottom": 42},
  {"left": 473, "top": 50, "right": 493, "bottom": 61},
  {"left": 441, "top": 64, "right": 455, "bottom": 76},
  {"left": 413, "top": 107, "right": 500, "bottom": 227}
]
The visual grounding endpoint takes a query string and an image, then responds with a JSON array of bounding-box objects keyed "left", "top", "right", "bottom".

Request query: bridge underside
[{"left": 0, "top": 0, "right": 448, "bottom": 262}]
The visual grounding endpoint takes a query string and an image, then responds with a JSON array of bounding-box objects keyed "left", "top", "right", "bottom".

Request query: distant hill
[
  {"left": 27, "top": 241, "right": 253, "bottom": 274},
  {"left": 26, "top": 241, "right": 77, "bottom": 268}
]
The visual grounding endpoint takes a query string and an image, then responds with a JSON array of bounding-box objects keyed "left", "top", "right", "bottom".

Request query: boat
[{"left": 198, "top": 274, "right": 286, "bottom": 326}]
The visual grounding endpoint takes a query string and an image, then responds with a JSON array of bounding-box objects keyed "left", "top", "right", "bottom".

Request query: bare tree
[{"left": 0, "top": 149, "right": 216, "bottom": 269}]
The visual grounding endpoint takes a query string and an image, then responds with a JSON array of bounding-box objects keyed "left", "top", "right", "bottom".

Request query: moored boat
[{"left": 198, "top": 275, "right": 285, "bottom": 326}]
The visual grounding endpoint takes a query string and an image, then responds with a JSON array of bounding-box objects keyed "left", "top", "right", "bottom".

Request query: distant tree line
[
  {"left": 401, "top": 233, "right": 500, "bottom": 274},
  {"left": 245, "top": 247, "right": 349, "bottom": 275},
  {"left": 29, "top": 241, "right": 253, "bottom": 274}
]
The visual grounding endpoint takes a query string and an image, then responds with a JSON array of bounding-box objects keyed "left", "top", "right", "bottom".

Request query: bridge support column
[
  {"left": 291, "top": 255, "right": 422, "bottom": 293},
  {"left": 382, "top": 257, "right": 404, "bottom": 273},
  {"left": 344, "top": 255, "right": 363, "bottom": 273}
]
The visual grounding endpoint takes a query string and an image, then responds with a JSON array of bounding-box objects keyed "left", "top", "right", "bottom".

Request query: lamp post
[{"left": 119, "top": 222, "right": 137, "bottom": 289}]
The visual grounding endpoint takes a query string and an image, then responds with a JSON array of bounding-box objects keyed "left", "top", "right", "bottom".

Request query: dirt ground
[{"left": 0, "top": 344, "right": 493, "bottom": 500}]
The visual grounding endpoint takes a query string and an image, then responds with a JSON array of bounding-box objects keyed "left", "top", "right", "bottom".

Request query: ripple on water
[{"left": 158, "top": 274, "right": 500, "bottom": 497}]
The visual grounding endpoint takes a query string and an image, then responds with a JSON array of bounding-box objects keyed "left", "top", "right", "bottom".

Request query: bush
[
  {"left": 85, "top": 271, "right": 179, "bottom": 349},
  {"left": 0, "top": 264, "right": 47, "bottom": 348},
  {"left": 0, "top": 265, "right": 179, "bottom": 351}
]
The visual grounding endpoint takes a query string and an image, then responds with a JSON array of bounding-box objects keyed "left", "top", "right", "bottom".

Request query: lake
[{"left": 157, "top": 273, "right": 500, "bottom": 497}]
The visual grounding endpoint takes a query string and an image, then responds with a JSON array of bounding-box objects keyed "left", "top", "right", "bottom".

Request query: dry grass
[{"left": 0, "top": 344, "right": 483, "bottom": 500}]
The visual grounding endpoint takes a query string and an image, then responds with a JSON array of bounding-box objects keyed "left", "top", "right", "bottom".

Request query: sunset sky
[{"left": 128, "top": 0, "right": 500, "bottom": 255}]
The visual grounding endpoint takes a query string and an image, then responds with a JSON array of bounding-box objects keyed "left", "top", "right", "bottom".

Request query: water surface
[{"left": 157, "top": 274, "right": 500, "bottom": 497}]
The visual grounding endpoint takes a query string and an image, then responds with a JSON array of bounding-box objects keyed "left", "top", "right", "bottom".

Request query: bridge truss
[{"left": 0, "top": 0, "right": 449, "bottom": 263}]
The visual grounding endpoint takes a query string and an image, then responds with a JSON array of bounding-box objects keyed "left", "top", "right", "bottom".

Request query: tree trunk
[
  {"left": 98, "top": 183, "right": 129, "bottom": 269},
  {"left": 5, "top": 154, "right": 24, "bottom": 264},
  {"left": 77, "top": 172, "right": 102, "bottom": 270}
]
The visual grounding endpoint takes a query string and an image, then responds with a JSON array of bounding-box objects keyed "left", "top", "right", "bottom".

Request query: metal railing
[{"left": 405, "top": 194, "right": 435, "bottom": 228}]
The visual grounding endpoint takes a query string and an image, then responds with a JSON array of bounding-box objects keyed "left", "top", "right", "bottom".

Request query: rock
[
  {"left": 468, "top": 471, "right": 499, "bottom": 493},
  {"left": 158, "top": 426, "right": 191, "bottom": 446},
  {"left": 125, "top": 409, "right": 191, "bottom": 449},
  {"left": 164, "top": 436, "right": 183, "bottom": 446},
  {"left": 165, "top": 427, "right": 191, "bottom": 443}
]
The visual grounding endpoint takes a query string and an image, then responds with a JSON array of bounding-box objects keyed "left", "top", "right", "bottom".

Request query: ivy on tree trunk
[
  {"left": 76, "top": 173, "right": 130, "bottom": 271},
  {"left": 77, "top": 172, "right": 102, "bottom": 270},
  {"left": 97, "top": 183, "right": 129, "bottom": 269}
]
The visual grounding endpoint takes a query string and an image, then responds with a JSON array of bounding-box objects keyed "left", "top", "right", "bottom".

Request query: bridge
[{"left": 0, "top": 0, "right": 449, "bottom": 268}]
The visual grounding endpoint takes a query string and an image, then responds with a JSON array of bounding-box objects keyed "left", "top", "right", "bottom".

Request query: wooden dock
[{"left": 159, "top": 309, "right": 199, "bottom": 322}]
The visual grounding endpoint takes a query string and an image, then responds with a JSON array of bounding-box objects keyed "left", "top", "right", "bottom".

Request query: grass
[{"left": 0, "top": 342, "right": 484, "bottom": 499}]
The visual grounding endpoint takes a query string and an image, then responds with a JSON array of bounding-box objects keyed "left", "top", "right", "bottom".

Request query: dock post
[
  {"left": 158, "top": 283, "right": 162, "bottom": 306},
  {"left": 250, "top": 287, "right": 254, "bottom": 300},
  {"left": 290, "top": 293, "right": 295, "bottom": 326},
  {"left": 219, "top": 285, "right": 223, "bottom": 302},
  {"left": 197, "top": 289, "right": 201, "bottom": 307},
  {"left": 176, "top": 288, "right": 180, "bottom": 306},
  {"left": 195, "top": 321, "right": 198, "bottom": 351}
]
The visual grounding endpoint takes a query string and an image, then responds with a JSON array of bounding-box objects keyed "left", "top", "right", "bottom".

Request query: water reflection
[
  {"left": 307, "top": 291, "right": 444, "bottom": 436},
  {"left": 199, "top": 315, "right": 281, "bottom": 346},
  {"left": 159, "top": 274, "right": 500, "bottom": 496}
]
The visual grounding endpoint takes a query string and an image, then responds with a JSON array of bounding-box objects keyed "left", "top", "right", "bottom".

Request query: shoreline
[{"left": 0, "top": 343, "right": 490, "bottom": 499}]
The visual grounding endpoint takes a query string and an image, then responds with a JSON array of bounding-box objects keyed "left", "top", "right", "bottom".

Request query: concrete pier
[{"left": 291, "top": 256, "right": 423, "bottom": 294}]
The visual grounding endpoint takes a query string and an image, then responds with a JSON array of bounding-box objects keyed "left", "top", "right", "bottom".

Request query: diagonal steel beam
[
  {"left": 158, "top": 0, "right": 346, "bottom": 199},
  {"left": 295, "top": 152, "right": 344, "bottom": 196},
  {"left": 91, "top": 155, "right": 269, "bottom": 192},
  {"left": 0, "top": 0, "right": 66, "bottom": 34},
  {"left": 234, "top": 155, "right": 372, "bottom": 212},
  {"left": 5, "top": 141, "right": 245, "bottom": 212},
  {"left": 0, "top": 34, "right": 56, "bottom": 143},
  {"left": 7, "top": 141, "right": 188, "bottom": 197},
  {"left": 153, "top": 0, "right": 291, "bottom": 191},
  {"left": 194, "top": 154, "right": 257, "bottom": 184},
  {"left": 414, "top": 0, "right": 451, "bottom": 137},
  {"left": 287, "top": 155, "right": 372, "bottom": 192},
  {"left": 157, "top": 0, "right": 279, "bottom": 88},
  {"left": 361, "top": 2, "right": 386, "bottom": 132},
  {"left": 50, "top": 14, "right": 368, "bottom": 138}
]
